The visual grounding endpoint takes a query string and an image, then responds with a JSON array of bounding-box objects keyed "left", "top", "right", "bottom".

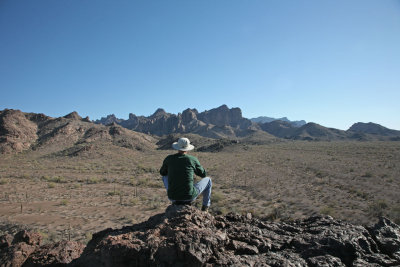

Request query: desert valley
[{"left": 1, "top": 105, "right": 399, "bottom": 247}]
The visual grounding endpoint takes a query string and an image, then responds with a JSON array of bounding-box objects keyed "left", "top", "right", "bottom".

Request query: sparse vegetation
[
  {"left": 368, "top": 199, "right": 388, "bottom": 217},
  {"left": 41, "top": 175, "right": 67, "bottom": 183},
  {"left": 320, "top": 205, "right": 336, "bottom": 216},
  {"left": 0, "top": 140, "right": 399, "bottom": 243}
]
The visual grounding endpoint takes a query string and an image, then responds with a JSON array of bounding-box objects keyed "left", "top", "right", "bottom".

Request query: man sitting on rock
[{"left": 160, "top": 137, "right": 212, "bottom": 211}]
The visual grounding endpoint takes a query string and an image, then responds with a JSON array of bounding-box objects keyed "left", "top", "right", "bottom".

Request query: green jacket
[{"left": 160, "top": 153, "right": 207, "bottom": 200}]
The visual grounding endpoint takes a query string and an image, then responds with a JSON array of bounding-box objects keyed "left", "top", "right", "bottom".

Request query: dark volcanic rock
[
  {"left": 0, "top": 230, "right": 41, "bottom": 267},
  {"left": 1, "top": 209, "right": 400, "bottom": 266},
  {"left": 0, "top": 231, "right": 84, "bottom": 267},
  {"left": 72, "top": 206, "right": 400, "bottom": 267},
  {"left": 368, "top": 217, "right": 400, "bottom": 261},
  {"left": 23, "top": 240, "right": 85, "bottom": 267}
]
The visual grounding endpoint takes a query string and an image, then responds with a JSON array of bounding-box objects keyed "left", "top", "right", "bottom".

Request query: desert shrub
[
  {"left": 390, "top": 206, "right": 400, "bottom": 224},
  {"left": 60, "top": 199, "right": 68, "bottom": 206},
  {"left": 129, "top": 198, "right": 139, "bottom": 206},
  {"left": 265, "top": 205, "right": 287, "bottom": 221},
  {"left": 348, "top": 188, "right": 368, "bottom": 199},
  {"left": 320, "top": 205, "right": 336, "bottom": 216},
  {"left": 48, "top": 182, "right": 55, "bottom": 188},
  {"left": 315, "top": 170, "right": 328, "bottom": 178},
  {"left": 136, "top": 165, "right": 157, "bottom": 174},
  {"left": 368, "top": 199, "right": 388, "bottom": 217},
  {"left": 0, "top": 178, "right": 8, "bottom": 185},
  {"left": 212, "top": 191, "right": 224, "bottom": 204},
  {"left": 212, "top": 206, "right": 228, "bottom": 215},
  {"left": 247, "top": 208, "right": 262, "bottom": 218},
  {"left": 135, "top": 177, "right": 148, "bottom": 186},
  {"left": 107, "top": 191, "right": 121, "bottom": 196},
  {"left": 85, "top": 232, "right": 93, "bottom": 243},
  {"left": 362, "top": 172, "right": 373, "bottom": 178},
  {"left": 87, "top": 177, "right": 101, "bottom": 184},
  {"left": 71, "top": 183, "right": 81, "bottom": 189},
  {"left": 41, "top": 176, "right": 67, "bottom": 183},
  {"left": 147, "top": 196, "right": 162, "bottom": 210},
  {"left": 37, "top": 230, "right": 48, "bottom": 241}
]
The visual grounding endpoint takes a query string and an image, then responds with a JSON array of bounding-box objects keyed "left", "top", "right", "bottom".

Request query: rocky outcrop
[
  {"left": 63, "top": 112, "right": 82, "bottom": 120},
  {"left": 0, "top": 109, "right": 38, "bottom": 153},
  {"left": 95, "top": 105, "right": 257, "bottom": 138},
  {"left": 96, "top": 114, "right": 122, "bottom": 125},
  {"left": 0, "top": 230, "right": 84, "bottom": 267},
  {"left": 1, "top": 206, "right": 399, "bottom": 266},
  {"left": 23, "top": 240, "right": 85, "bottom": 267},
  {"left": 0, "top": 109, "right": 157, "bottom": 154},
  {"left": 73, "top": 206, "right": 400, "bottom": 266},
  {"left": 197, "top": 105, "right": 251, "bottom": 129},
  {"left": 0, "top": 230, "right": 42, "bottom": 267}
]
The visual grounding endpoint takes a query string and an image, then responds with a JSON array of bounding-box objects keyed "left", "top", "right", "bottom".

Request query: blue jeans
[{"left": 162, "top": 176, "right": 212, "bottom": 207}]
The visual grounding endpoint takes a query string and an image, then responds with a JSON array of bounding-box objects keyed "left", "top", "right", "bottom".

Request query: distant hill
[
  {"left": 0, "top": 109, "right": 156, "bottom": 154},
  {"left": 260, "top": 121, "right": 349, "bottom": 141},
  {"left": 259, "top": 120, "right": 296, "bottom": 138},
  {"left": 348, "top": 122, "right": 400, "bottom": 137},
  {"left": 291, "top": 122, "right": 349, "bottom": 141},
  {"left": 251, "top": 116, "right": 306, "bottom": 127}
]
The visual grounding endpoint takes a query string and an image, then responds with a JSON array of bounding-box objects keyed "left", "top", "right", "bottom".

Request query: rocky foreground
[{"left": 1, "top": 205, "right": 400, "bottom": 267}]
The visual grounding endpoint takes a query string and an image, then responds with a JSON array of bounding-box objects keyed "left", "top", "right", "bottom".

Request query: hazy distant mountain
[
  {"left": 348, "top": 122, "right": 400, "bottom": 136},
  {"left": 290, "top": 122, "right": 349, "bottom": 141},
  {"left": 259, "top": 121, "right": 349, "bottom": 141},
  {"left": 251, "top": 116, "right": 306, "bottom": 127},
  {"left": 259, "top": 120, "right": 296, "bottom": 138}
]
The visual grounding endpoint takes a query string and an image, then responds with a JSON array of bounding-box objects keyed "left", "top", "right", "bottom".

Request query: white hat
[{"left": 172, "top": 137, "right": 194, "bottom": 151}]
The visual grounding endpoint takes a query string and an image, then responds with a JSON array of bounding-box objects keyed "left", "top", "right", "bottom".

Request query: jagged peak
[
  {"left": 63, "top": 111, "right": 82, "bottom": 120},
  {"left": 150, "top": 108, "right": 168, "bottom": 118}
]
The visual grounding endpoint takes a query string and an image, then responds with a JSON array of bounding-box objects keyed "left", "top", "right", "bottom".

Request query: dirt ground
[{"left": 1, "top": 141, "right": 399, "bottom": 243}]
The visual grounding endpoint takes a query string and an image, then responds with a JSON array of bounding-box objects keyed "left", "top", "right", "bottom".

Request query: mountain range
[
  {"left": 1, "top": 105, "right": 400, "bottom": 154},
  {"left": 95, "top": 105, "right": 400, "bottom": 141},
  {"left": 250, "top": 116, "right": 307, "bottom": 127}
]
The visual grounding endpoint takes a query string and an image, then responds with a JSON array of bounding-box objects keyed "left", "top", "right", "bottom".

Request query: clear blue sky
[{"left": 1, "top": 0, "right": 400, "bottom": 130}]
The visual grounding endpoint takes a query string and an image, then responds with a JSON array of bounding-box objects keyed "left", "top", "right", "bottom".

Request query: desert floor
[{"left": 1, "top": 141, "right": 399, "bottom": 243}]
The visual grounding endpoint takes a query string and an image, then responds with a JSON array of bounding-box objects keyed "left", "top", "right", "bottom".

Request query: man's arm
[
  {"left": 160, "top": 158, "right": 168, "bottom": 176},
  {"left": 194, "top": 158, "right": 207, "bottom": 178}
]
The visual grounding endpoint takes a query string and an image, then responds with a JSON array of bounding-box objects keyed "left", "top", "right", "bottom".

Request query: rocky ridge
[
  {"left": 0, "top": 109, "right": 156, "bottom": 154},
  {"left": 96, "top": 105, "right": 400, "bottom": 141},
  {"left": 96, "top": 105, "right": 259, "bottom": 139},
  {"left": 251, "top": 116, "right": 307, "bottom": 127},
  {"left": 1, "top": 205, "right": 399, "bottom": 266}
]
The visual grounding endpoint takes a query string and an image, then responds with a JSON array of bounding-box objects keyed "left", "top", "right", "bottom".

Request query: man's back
[{"left": 160, "top": 153, "right": 206, "bottom": 200}]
